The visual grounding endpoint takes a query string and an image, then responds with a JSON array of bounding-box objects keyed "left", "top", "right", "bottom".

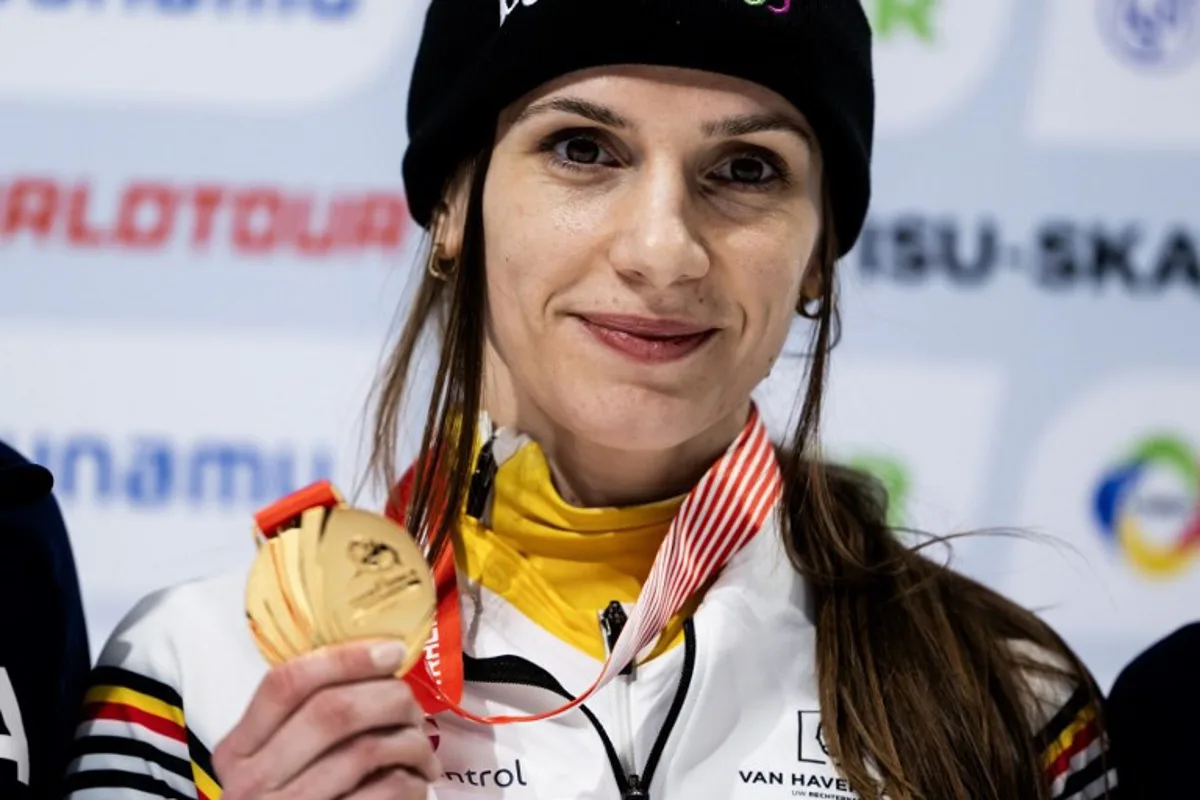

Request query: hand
[{"left": 213, "top": 640, "right": 439, "bottom": 800}]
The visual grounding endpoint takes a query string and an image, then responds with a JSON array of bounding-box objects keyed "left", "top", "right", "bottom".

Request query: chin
[{"left": 550, "top": 384, "right": 729, "bottom": 454}]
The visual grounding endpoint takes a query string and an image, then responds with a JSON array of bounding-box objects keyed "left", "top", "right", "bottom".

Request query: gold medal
[
  {"left": 265, "top": 535, "right": 312, "bottom": 657},
  {"left": 245, "top": 545, "right": 293, "bottom": 665},
  {"left": 278, "top": 521, "right": 317, "bottom": 647},
  {"left": 298, "top": 505, "right": 334, "bottom": 647},
  {"left": 315, "top": 508, "right": 436, "bottom": 677},
  {"left": 245, "top": 489, "right": 436, "bottom": 677}
]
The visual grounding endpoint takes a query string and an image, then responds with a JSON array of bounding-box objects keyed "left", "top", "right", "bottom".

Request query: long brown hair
[{"left": 369, "top": 147, "right": 1110, "bottom": 800}]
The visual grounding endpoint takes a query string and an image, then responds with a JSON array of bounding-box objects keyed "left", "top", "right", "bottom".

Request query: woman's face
[{"left": 468, "top": 65, "right": 823, "bottom": 455}]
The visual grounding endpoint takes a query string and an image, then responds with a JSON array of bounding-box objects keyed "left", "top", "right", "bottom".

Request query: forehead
[{"left": 500, "top": 64, "right": 813, "bottom": 136}]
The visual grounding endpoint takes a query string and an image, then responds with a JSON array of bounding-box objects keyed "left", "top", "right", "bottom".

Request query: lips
[{"left": 575, "top": 313, "right": 718, "bottom": 364}]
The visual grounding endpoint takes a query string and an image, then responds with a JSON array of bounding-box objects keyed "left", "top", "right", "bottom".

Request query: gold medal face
[
  {"left": 265, "top": 536, "right": 309, "bottom": 659},
  {"left": 245, "top": 543, "right": 291, "bottom": 665},
  {"left": 245, "top": 499, "right": 435, "bottom": 677},
  {"left": 298, "top": 505, "right": 331, "bottom": 648},
  {"left": 316, "top": 509, "right": 436, "bottom": 677},
  {"left": 278, "top": 519, "right": 317, "bottom": 646}
]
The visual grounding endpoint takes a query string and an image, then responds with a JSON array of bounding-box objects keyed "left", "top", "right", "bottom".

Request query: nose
[{"left": 608, "top": 161, "right": 710, "bottom": 289}]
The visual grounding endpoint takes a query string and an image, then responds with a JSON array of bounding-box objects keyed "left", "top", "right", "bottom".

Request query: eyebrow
[
  {"left": 515, "top": 96, "right": 813, "bottom": 148},
  {"left": 515, "top": 97, "right": 632, "bottom": 129},
  {"left": 702, "top": 113, "right": 814, "bottom": 148}
]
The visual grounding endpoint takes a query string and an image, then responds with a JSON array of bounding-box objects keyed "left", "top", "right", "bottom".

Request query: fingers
[
  {"left": 249, "top": 678, "right": 426, "bottom": 788},
  {"left": 286, "top": 728, "right": 440, "bottom": 800},
  {"left": 217, "top": 640, "right": 407, "bottom": 762},
  {"left": 344, "top": 768, "right": 432, "bottom": 800}
]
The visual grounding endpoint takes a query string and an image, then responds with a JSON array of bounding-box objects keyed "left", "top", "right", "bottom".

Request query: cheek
[
  {"left": 480, "top": 172, "right": 594, "bottom": 364},
  {"left": 483, "top": 242, "right": 550, "bottom": 380},
  {"left": 748, "top": 269, "right": 802, "bottom": 369},
  {"left": 482, "top": 171, "right": 543, "bottom": 344},
  {"left": 733, "top": 240, "right": 808, "bottom": 325},
  {"left": 484, "top": 254, "right": 522, "bottom": 351},
  {"left": 727, "top": 240, "right": 812, "bottom": 378}
]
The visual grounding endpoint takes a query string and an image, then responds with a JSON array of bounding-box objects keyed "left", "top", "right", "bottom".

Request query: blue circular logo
[{"left": 1097, "top": 0, "right": 1200, "bottom": 69}]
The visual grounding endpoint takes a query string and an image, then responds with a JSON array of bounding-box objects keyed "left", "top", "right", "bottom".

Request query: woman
[{"left": 65, "top": 1, "right": 1116, "bottom": 798}]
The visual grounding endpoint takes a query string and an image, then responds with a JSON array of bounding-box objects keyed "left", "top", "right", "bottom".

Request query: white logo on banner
[
  {"left": 0, "top": 323, "right": 391, "bottom": 655},
  {"left": 866, "top": 0, "right": 1017, "bottom": 137},
  {"left": 0, "top": 668, "right": 29, "bottom": 787},
  {"left": 754, "top": 356, "right": 1007, "bottom": 537},
  {"left": 1002, "top": 372, "right": 1200, "bottom": 678},
  {"left": 1026, "top": 1, "right": 1200, "bottom": 149},
  {"left": 0, "top": 0, "right": 414, "bottom": 109}
]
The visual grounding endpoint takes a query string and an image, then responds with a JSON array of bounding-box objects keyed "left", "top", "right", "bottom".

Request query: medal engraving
[{"left": 245, "top": 497, "right": 436, "bottom": 678}]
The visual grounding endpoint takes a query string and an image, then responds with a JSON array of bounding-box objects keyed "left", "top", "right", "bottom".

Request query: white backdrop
[{"left": 1, "top": 0, "right": 1198, "bottom": 691}]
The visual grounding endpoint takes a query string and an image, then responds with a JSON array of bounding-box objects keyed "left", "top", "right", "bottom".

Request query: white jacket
[{"left": 64, "top": 505, "right": 1111, "bottom": 800}]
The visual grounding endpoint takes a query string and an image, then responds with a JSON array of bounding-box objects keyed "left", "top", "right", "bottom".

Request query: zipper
[
  {"left": 463, "top": 618, "right": 697, "bottom": 799},
  {"left": 465, "top": 433, "right": 497, "bottom": 521},
  {"left": 600, "top": 601, "right": 637, "bottom": 789}
]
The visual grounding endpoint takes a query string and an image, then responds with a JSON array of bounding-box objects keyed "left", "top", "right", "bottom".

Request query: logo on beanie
[
  {"left": 501, "top": 0, "right": 789, "bottom": 25},
  {"left": 499, "top": 0, "right": 539, "bottom": 26},
  {"left": 744, "top": 0, "right": 791, "bottom": 12}
]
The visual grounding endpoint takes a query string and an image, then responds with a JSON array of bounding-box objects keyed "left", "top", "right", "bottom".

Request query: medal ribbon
[{"left": 401, "top": 407, "right": 782, "bottom": 724}]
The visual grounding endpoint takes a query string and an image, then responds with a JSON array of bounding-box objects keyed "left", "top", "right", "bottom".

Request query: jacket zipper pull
[
  {"left": 465, "top": 435, "right": 497, "bottom": 520},
  {"left": 623, "top": 773, "right": 648, "bottom": 799},
  {"left": 600, "top": 600, "right": 633, "bottom": 676}
]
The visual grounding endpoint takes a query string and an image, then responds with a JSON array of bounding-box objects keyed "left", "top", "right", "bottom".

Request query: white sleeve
[
  {"left": 1012, "top": 641, "right": 1119, "bottom": 800},
  {"left": 64, "top": 587, "right": 217, "bottom": 800}
]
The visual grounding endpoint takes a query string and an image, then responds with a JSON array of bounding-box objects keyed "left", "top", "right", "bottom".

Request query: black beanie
[{"left": 403, "top": 0, "right": 874, "bottom": 257}]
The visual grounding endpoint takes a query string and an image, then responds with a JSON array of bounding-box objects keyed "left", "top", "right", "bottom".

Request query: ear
[
  {"left": 432, "top": 168, "right": 472, "bottom": 260},
  {"left": 797, "top": 254, "right": 824, "bottom": 311}
]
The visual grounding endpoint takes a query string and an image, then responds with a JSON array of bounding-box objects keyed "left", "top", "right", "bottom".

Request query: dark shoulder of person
[
  {"left": 0, "top": 442, "right": 91, "bottom": 799},
  {"left": 1107, "top": 622, "right": 1200, "bottom": 798}
]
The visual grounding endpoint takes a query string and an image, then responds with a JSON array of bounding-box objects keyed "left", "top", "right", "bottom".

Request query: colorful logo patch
[{"left": 1093, "top": 434, "right": 1200, "bottom": 577}]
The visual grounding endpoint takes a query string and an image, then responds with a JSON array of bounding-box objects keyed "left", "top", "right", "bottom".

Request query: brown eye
[
  {"left": 708, "top": 149, "right": 792, "bottom": 193},
  {"left": 554, "top": 136, "right": 607, "bottom": 165},
  {"left": 718, "top": 156, "right": 776, "bottom": 184}
]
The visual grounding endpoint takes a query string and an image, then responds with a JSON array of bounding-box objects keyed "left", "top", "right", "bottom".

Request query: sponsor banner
[
  {"left": 1001, "top": 371, "right": 1200, "bottom": 684},
  {"left": 0, "top": 176, "right": 412, "bottom": 260},
  {"left": 754, "top": 357, "right": 1007, "bottom": 538},
  {"left": 856, "top": 212, "right": 1200, "bottom": 295},
  {"left": 0, "top": 0, "right": 416, "bottom": 109},
  {"left": 867, "top": 0, "right": 1016, "bottom": 137},
  {"left": 0, "top": 323, "right": 396, "bottom": 653},
  {"left": 1026, "top": 1, "right": 1200, "bottom": 149}
]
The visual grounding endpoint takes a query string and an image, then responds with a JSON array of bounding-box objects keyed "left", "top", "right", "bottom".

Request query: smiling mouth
[{"left": 575, "top": 314, "right": 718, "bottom": 364}]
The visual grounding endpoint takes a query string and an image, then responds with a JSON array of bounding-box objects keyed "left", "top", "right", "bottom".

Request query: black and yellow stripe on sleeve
[
  {"left": 66, "top": 666, "right": 221, "bottom": 799},
  {"left": 1036, "top": 684, "right": 1118, "bottom": 799}
]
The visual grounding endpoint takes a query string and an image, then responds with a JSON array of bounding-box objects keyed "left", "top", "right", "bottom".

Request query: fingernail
[{"left": 370, "top": 641, "right": 407, "bottom": 670}]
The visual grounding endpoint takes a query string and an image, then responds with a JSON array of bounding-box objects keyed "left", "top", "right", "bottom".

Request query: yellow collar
[{"left": 458, "top": 438, "right": 692, "bottom": 661}]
